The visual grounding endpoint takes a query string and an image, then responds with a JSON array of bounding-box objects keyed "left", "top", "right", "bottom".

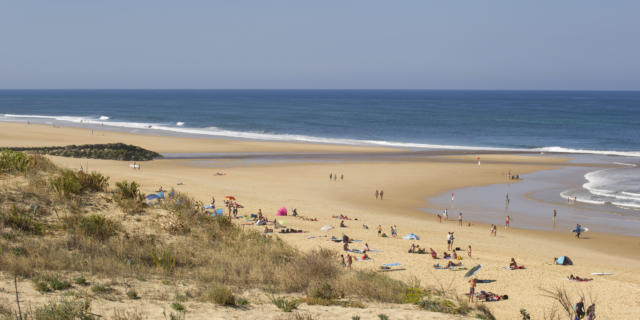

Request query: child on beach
[
  {"left": 467, "top": 245, "right": 472, "bottom": 258},
  {"left": 340, "top": 254, "right": 346, "bottom": 267},
  {"left": 505, "top": 216, "right": 510, "bottom": 228},
  {"left": 377, "top": 225, "right": 382, "bottom": 236}
]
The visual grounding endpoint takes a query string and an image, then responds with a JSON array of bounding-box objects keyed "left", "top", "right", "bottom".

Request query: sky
[{"left": 1, "top": 1, "right": 639, "bottom": 90}]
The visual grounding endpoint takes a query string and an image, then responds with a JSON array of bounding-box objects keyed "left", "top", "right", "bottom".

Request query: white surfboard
[{"left": 591, "top": 272, "right": 613, "bottom": 276}]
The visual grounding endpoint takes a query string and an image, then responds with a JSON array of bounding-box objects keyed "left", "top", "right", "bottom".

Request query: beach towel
[
  {"left": 402, "top": 233, "right": 420, "bottom": 240},
  {"left": 356, "top": 256, "right": 372, "bottom": 261}
]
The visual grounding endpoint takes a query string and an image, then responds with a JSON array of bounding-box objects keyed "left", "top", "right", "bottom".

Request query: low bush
[
  {"left": 1, "top": 205, "right": 44, "bottom": 234},
  {"left": 33, "top": 273, "right": 72, "bottom": 293},
  {"left": 91, "top": 283, "right": 113, "bottom": 294},
  {"left": 271, "top": 296, "right": 299, "bottom": 312},
  {"left": 5, "top": 143, "right": 161, "bottom": 161},
  {"left": 66, "top": 214, "right": 119, "bottom": 241},
  {"left": 171, "top": 302, "right": 186, "bottom": 312},
  {"left": 50, "top": 169, "right": 109, "bottom": 198},
  {"left": 203, "top": 284, "right": 237, "bottom": 306},
  {"left": 26, "top": 298, "right": 95, "bottom": 320}
]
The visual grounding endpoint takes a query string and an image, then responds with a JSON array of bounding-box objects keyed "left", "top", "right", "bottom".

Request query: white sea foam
[
  {"left": 99, "top": 115, "right": 110, "bottom": 120},
  {"left": 2, "top": 113, "right": 640, "bottom": 158},
  {"left": 562, "top": 165, "right": 640, "bottom": 209}
]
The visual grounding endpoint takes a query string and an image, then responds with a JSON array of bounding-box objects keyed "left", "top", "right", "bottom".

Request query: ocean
[{"left": 1, "top": 89, "right": 639, "bottom": 209}]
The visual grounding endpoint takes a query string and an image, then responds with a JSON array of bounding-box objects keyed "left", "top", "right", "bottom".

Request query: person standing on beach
[
  {"left": 347, "top": 255, "right": 353, "bottom": 269},
  {"left": 458, "top": 212, "right": 463, "bottom": 226},
  {"left": 446, "top": 232, "right": 452, "bottom": 250},
  {"left": 575, "top": 298, "right": 585, "bottom": 319},
  {"left": 469, "top": 278, "right": 477, "bottom": 302},
  {"left": 380, "top": 190, "right": 384, "bottom": 200},
  {"left": 505, "top": 216, "right": 510, "bottom": 229},
  {"left": 377, "top": 225, "right": 382, "bottom": 236},
  {"left": 340, "top": 254, "right": 346, "bottom": 267},
  {"left": 575, "top": 224, "right": 582, "bottom": 238},
  {"left": 467, "top": 245, "right": 472, "bottom": 258},
  {"left": 341, "top": 174, "right": 344, "bottom": 181},
  {"left": 375, "top": 190, "right": 379, "bottom": 199},
  {"left": 330, "top": 173, "right": 332, "bottom": 180},
  {"left": 553, "top": 209, "right": 557, "bottom": 225}
]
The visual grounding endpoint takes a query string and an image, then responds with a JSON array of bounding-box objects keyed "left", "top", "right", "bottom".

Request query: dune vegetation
[{"left": 0, "top": 150, "right": 494, "bottom": 319}]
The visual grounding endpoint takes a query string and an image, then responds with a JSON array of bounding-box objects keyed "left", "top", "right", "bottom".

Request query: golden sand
[{"left": 1, "top": 122, "right": 638, "bottom": 319}]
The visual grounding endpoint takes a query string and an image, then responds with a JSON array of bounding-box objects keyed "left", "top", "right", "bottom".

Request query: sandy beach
[{"left": 1, "top": 122, "right": 639, "bottom": 319}]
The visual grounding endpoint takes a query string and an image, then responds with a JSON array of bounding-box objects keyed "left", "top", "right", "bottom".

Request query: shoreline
[{"left": 2, "top": 120, "right": 640, "bottom": 319}]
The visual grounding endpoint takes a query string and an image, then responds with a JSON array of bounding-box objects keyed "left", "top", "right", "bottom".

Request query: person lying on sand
[
  {"left": 361, "top": 252, "right": 370, "bottom": 260},
  {"left": 343, "top": 242, "right": 349, "bottom": 251},
  {"left": 568, "top": 274, "right": 593, "bottom": 282},
  {"left": 476, "top": 291, "right": 508, "bottom": 302},
  {"left": 446, "top": 261, "right": 462, "bottom": 268},
  {"left": 430, "top": 248, "right": 438, "bottom": 259},
  {"left": 509, "top": 258, "right": 525, "bottom": 270},
  {"left": 443, "top": 252, "right": 451, "bottom": 259}
]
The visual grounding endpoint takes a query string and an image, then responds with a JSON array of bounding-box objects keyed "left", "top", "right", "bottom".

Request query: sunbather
[
  {"left": 446, "top": 261, "right": 462, "bottom": 268},
  {"left": 443, "top": 252, "right": 451, "bottom": 259},
  {"left": 430, "top": 248, "right": 438, "bottom": 259},
  {"left": 568, "top": 274, "right": 593, "bottom": 281}
]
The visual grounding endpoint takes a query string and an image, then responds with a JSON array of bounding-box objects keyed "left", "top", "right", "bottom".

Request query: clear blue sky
[{"left": 1, "top": 1, "right": 639, "bottom": 90}]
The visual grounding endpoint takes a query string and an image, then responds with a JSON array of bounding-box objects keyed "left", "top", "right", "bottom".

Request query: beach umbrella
[
  {"left": 225, "top": 196, "right": 236, "bottom": 200},
  {"left": 402, "top": 233, "right": 420, "bottom": 240},
  {"left": 464, "top": 264, "right": 482, "bottom": 278},
  {"left": 320, "top": 225, "right": 334, "bottom": 231}
]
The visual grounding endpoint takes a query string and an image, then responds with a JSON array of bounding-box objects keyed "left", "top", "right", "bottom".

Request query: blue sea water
[
  {"left": 1, "top": 90, "right": 640, "bottom": 209},
  {"left": 1, "top": 90, "right": 639, "bottom": 156}
]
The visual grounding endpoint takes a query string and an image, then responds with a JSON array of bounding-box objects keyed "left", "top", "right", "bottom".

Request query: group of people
[
  {"left": 329, "top": 173, "right": 344, "bottom": 181},
  {"left": 574, "top": 297, "right": 596, "bottom": 320},
  {"left": 374, "top": 189, "right": 384, "bottom": 200}
]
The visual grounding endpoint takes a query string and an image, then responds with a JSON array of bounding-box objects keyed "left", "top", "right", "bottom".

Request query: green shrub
[
  {"left": 271, "top": 296, "right": 299, "bottom": 312},
  {"left": 75, "top": 276, "right": 88, "bottom": 286},
  {"left": 5, "top": 143, "right": 160, "bottom": 161},
  {"left": 378, "top": 314, "right": 389, "bottom": 320},
  {"left": 91, "top": 283, "right": 112, "bottom": 294},
  {"left": 115, "top": 180, "right": 142, "bottom": 199},
  {"left": 0, "top": 149, "right": 29, "bottom": 174},
  {"left": 27, "top": 298, "right": 95, "bottom": 320},
  {"left": 77, "top": 171, "right": 109, "bottom": 192},
  {"left": 33, "top": 274, "right": 72, "bottom": 293},
  {"left": 171, "top": 302, "right": 185, "bottom": 312},
  {"left": 520, "top": 309, "right": 531, "bottom": 320},
  {"left": 50, "top": 169, "right": 83, "bottom": 197},
  {"left": 1, "top": 205, "right": 44, "bottom": 234},
  {"left": 72, "top": 214, "right": 119, "bottom": 240},
  {"left": 352, "top": 316, "right": 361, "bottom": 320}
]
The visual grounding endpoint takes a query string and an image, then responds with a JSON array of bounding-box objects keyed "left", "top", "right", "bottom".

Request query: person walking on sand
[
  {"left": 375, "top": 190, "right": 379, "bottom": 199},
  {"left": 467, "top": 245, "right": 472, "bottom": 258},
  {"left": 377, "top": 224, "right": 382, "bottom": 236},
  {"left": 469, "top": 278, "right": 477, "bottom": 302},
  {"left": 505, "top": 215, "right": 510, "bottom": 229},
  {"left": 574, "top": 297, "right": 585, "bottom": 319},
  {"left": 553, "top": 209, "right": 557, "bottom": 225},
  {"left": 446, "top": 232, "right": 452, "bottom": 250},
  {"left": 347, "top": 254, "right": 353, "bottom": 269},
  {"left": 341, "top": 174, "right": 344, "bottom": 181},
  {"left": 458, "top": 212, "right": 463, "bottom": 226},
  {"left": 380, "top": 190, "right": 384, "bottom": 200},
  {"left": 586, "top": 303, "right": 595, "bottom": 320},
  {"left": 329, "top": 173, "right": 332, "bottom": 180}
]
